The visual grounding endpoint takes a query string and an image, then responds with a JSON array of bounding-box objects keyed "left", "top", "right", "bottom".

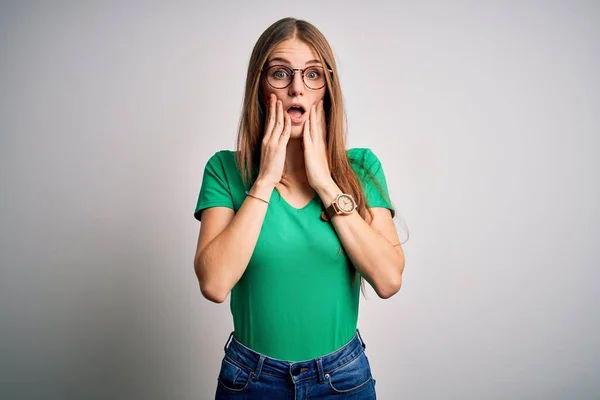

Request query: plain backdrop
[{"left": 1, "top": 1, "right": 598, "bottom": 399}]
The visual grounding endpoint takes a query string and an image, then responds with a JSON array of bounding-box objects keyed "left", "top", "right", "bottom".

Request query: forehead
[{"left": 268, "top": 38, "right": 319, "bottom": 64}]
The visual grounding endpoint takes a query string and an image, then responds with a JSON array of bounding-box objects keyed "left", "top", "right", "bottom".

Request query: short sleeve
[
  {"left": 351, "top": 148, "right": 395, "bottom": 218},
  {"left": 194, "top": 151, "right": 235, "bottom": 221}
]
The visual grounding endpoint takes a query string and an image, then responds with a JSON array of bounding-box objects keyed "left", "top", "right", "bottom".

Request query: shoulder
[
  {"left": 347, "top": 147, "right": 381, "bottom": 172},
  {"left": 347, "top": 147, "right": 371, "bottom": 159},
  {"left": 207, "top": 149, "right": 237, "bottom": 164},
  {"left": 347, "top": 147, "right": 380, "bottom": 161},
  {"left": 204, "top": 150, "right": 239, "bottom": 173}
]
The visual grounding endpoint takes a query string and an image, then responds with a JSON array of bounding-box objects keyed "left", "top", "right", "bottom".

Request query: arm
[
  {"left": 317, "top": 181, "right": 405, "bottom": 299},
  {"left": 302, "top": 102, "right": 404, "bottom": 299},
  {"left": 194, "top": 95, "right": 291, "bottom": 303},
  {"left": 194, "top": 179, "right": 274, "bottom": 303}
]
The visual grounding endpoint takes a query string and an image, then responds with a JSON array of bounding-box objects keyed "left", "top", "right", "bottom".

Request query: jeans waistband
[{"left": 222, "top": 330, "right": 367, "bottom": 383}]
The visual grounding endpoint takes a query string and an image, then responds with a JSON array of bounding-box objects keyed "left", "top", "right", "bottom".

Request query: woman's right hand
[{"left": 257, "top": 94, "right": 291, "bottom": 186}]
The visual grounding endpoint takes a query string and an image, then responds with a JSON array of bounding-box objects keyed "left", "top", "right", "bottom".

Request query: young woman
[{"left": 193, "top": 17, "right": 405, "bottom": 399}]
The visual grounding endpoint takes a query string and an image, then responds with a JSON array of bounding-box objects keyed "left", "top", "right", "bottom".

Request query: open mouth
[
  {"left": 286, "top": 105, "right": 306, "bottom": 124},
  {"left": 287, "top": 105, "right": 305, "bottom": 115}
]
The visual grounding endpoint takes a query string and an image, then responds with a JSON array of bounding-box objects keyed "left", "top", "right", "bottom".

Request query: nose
[{"left": 288, "top": 72, "right": 304, "bottom": 97}]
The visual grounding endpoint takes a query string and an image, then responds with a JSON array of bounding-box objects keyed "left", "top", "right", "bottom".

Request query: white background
[{"left": 1, "top": 1, "right": 598, "bottom": 399}]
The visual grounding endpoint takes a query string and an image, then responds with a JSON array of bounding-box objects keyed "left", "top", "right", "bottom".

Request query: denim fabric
[{"left": 214, "top": 329, "right": 376, "bottom": 399}]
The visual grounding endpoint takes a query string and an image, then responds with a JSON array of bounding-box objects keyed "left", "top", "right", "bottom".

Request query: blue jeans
[{"left": 215, "top": 329, "right": 377, "bottom": 399}]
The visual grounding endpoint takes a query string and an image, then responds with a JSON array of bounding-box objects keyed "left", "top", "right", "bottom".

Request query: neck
[{"left": 284, "top": 138, "right": 307, "bottom": 180}]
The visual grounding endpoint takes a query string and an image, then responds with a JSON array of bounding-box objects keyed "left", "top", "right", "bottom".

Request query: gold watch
[{"left": 322, "top": 193, "right": 356, "bottom": 221}]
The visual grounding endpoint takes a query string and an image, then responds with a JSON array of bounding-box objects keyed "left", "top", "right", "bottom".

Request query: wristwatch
[{"left": 321, "top": 193, "right": 357, "bottom": 221}]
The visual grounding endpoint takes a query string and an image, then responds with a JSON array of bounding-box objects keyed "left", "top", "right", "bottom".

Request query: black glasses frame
[{"left": 261, "top": 64, "right": 334, "bottom": 90}]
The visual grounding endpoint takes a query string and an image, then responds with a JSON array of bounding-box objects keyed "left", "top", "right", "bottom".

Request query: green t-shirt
[{"left": 194, "top": 148, "right": 394, "bottom": 361}]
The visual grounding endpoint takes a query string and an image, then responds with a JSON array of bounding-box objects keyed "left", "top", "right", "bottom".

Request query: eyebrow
[{"left": 267, "top": 57, "right": 322, "bottom": 66}]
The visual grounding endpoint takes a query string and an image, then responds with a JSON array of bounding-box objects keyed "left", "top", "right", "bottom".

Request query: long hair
[{"left": 235, "top": 18, "right": 380, "bottom": 294}]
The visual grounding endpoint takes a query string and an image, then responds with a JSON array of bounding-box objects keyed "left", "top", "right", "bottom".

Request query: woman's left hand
[{"left": 303, "top": 100, "right": 333, "bottom": 191}]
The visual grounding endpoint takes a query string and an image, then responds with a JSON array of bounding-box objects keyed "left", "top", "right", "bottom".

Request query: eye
[
  {"left": 272, "top": 68, "right": 290, "bottom": 79},
  {"left": 305, "top": 68, "right": 321, "bottom": 80}
]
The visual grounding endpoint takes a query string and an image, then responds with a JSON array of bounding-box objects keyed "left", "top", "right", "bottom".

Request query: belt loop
[
  {"left": 253, "top": 355, "right": 265, "bottom": 381},
  {"left": 356, "top": 329, "right": 366, "bottom": 350},
  {"left": 316, "top": 357, "right": 325, "bottom": 383},
  {"left": 223, "top": 331, "right": 234, "bottom": 353}
]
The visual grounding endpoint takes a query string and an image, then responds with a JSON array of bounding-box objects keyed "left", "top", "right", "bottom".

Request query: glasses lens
[
  {"left": 266, "top": 66, "right": 292, "bottom": 89},
  {"left": 303, "top": 67, "right": 326, "bottom": 89},
  {"left": 265, "top": 65, "right": 328, "bottom": 89}
]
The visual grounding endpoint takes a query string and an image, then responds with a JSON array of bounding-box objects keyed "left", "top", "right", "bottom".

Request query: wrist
[
  {"left": 251, "top": 178, "right": 276, "bottom": 199},
  {"left": 316, "top": 179, "right": 341, "bottom": 206}
]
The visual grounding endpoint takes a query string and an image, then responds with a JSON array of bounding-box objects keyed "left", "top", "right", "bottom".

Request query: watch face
[{"left": 337, "top": 194, "right": 355, "bottom": 212}]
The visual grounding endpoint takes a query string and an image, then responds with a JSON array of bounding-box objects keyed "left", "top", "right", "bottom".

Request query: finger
[
  {"left": 319, "top": 100, "right": 327, "bottom": 142},
  {"left": 263, "top": 94, "right": 276, "bottom": 142},
  {"left": 273, "top": 100, "right": 284, "bottom": 139},
  {"left": 309, "top": 104, "right": 318, "bottom": 141},
  {"left": 303, "top": 117, "right": 312, "bottom": 146},
  {"left": 279, "top": 114, "right": 291, "bottom": 146}
]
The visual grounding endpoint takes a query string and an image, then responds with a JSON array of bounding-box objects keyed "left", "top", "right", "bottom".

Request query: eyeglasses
[{"left": 262, "top": 65, "right": 333, "bottom": 90}]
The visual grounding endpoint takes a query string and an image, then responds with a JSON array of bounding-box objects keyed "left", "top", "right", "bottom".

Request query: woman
[{"left": 193, "top": 17, "right": 405, "bottom": 399}]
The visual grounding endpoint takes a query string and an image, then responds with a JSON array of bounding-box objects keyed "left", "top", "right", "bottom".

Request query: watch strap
[{"left": 325, "top": 201, "right": 339, "bottom": 219}]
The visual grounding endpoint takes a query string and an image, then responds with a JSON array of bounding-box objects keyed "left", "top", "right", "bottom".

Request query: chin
[{"left": 290, "top": 127, "right": 303, "bottom": 138}]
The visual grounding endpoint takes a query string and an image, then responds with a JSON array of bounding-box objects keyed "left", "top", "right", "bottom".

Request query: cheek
[
  {"left": 260, "top": 86, "right": 287, "bottom": 105},
  {"left": 307, "top": 91, "right": 327, "bottom": 111},
  {"left": 314, "top": 90, "right": 326, "bottom": 104}
]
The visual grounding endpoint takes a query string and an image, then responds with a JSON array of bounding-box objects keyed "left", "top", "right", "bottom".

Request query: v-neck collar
[{"left": 274, "top": 190, "right": 320, "bottom": 211}]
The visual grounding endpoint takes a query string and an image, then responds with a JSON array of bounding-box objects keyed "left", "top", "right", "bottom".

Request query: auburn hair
[{"left": 235, "top": 18, "right": 379, "bottom": 293}]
